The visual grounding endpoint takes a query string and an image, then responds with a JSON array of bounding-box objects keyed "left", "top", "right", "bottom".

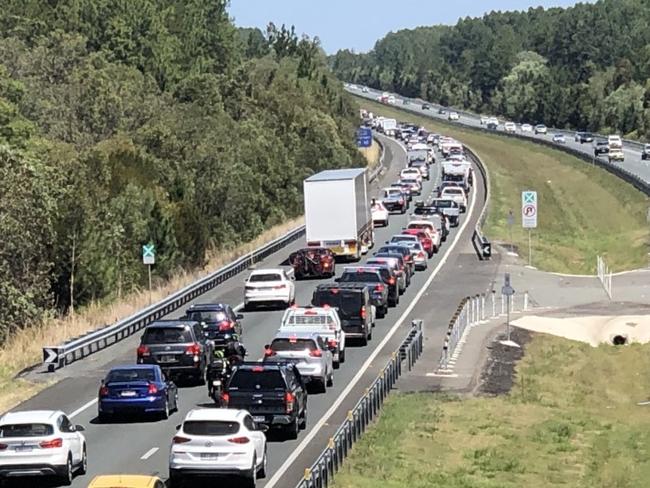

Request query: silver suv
[{"left": 264, "top": 331, "right": 334, "bottom": 393}]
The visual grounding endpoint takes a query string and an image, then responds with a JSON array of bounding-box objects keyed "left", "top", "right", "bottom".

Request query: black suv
[
  {"left": 312, "top": 283, "right": 374, "bottom": 345},
  {"left": 366, "top": 264, "right": 400, "bottom": 307},
  {"left": 374, "top": 252, "right": 411, "bottom": 287},
  {"left": 594, "top": 140, "right": 609, "bottom": 156},
  {"left": 223, "top": 362, "right": 308, "bottom": 439},
  {"left": 336, "top": 267, "right": 390, "bottom": 318},
  {"left": 575, "top": 131, "right": 594, "bottom": 144},
  {"left": 422, "top": 103, "right": 431, "bottom": 110},
  {"left": 184, "top": 303, "right": 243, "bottom": 348},
  {"left": 137, "top": 320, "right": 212, "bottom": 384}
]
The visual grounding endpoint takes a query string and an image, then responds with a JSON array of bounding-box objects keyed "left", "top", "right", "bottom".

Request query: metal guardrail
[
  {"left": 437, "top": 291, "right": 530, "bottom": 372},
  {"left": 42, "top": 139, "right": 389, "bottom": 372},
  {"left": 464, "top": 147, "right": 492, "bottom": 260},
  {"left": 295, "top": 319, "right": 423, "bottom": 488}
]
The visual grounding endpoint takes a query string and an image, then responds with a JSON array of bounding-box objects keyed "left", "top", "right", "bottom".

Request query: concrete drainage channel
[{"left": 295, "top": 320, "right": 423, "bottom": 488}]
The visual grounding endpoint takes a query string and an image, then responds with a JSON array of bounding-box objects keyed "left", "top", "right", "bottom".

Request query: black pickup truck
[{"left": 222, "top": 362, "right": 308, "bottom": 439}]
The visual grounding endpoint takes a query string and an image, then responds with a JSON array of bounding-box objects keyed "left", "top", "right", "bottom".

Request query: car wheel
[
  {"left": 161, "top": 399, "right": 170, "bottom": 420},
  {"left": 245, "top": 455, "right": 257, "bottom": 488},
  {"left": 327, "top": 371, "right": 333, "bottom": 387},
  {"left": 78, "top": 445, "right": 87, "bottom": 475},
  {"left": 59, "top": 454, "right": 73, "bottom": 486},
  {"left": 258, "top": 446, "right": 268, "bottom": 478},
  {"left": 98, "top": 411, "right": 110, "bottom": 423},
  {"left": 359, "top": 334, "right": 368, "bottom": 346},
  {"left": 169, "top": 470, "right": 184, "bottom": 488},
  {"left": 286, "top": 417, "right": 299, "bottom": 440},
  {"left": 376, "top": 307, "right": 385, "bottom": 319},
  {"left": 339, "top": 348, "right": 346, "bottom": 363},
  {"left": 333, "top": 358, "right": 340, "bottom": 370},
  {"left": 196, "top": 367, "right": 206, "bottom": 386},
  {"left": 368, "top": 328, "right": 373, "bottom": 341},
  {"left": 299, "top": 411, "right": 307, "bottom": 430}
]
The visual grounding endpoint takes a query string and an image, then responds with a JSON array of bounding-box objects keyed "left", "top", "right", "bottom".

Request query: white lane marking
[
  {"left": 69, "top": 398, "right": 97, "bottom": 419},
  {"left": 141, "top": 447, "right": 159, "bottom": 460},
  {"left": 265, "top": 149, "right": 479, "bottom": 488}
]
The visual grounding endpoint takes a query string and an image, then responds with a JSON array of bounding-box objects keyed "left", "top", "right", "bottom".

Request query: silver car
[
  {"left": 264, "top": 331, "right": 334, "bottom": 393},
  {"left": 400, "top": 241, "right": 428, "bottom": 271},
  {"left": 366, "top": 257, "right": 406, "bottom": 294}
]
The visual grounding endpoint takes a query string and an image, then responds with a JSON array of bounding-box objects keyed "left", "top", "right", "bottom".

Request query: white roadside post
[
  {"left": 142, "top": 243, "right": 155, "bottom": 304},
  {"left": 500, "top": 273, "right": 519, "bottom": 348},
  {"left": 522, "top": 190, "right": 538, "bottom": 266}
]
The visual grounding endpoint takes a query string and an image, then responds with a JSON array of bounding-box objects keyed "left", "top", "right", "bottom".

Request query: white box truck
[
  {"left": 304, "top": 168, "right": 374, "bottom": 260},
  {"left": 380, "top": 118, "right": 397, "bottom": 137}
]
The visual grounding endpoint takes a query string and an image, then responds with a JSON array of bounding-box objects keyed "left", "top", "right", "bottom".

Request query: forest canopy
[
  {"left": 331, "top": 0, "right": 650, "bottom": 139},
  {"left": 0, "top": 0, "right": 363, "bottom": 341}
]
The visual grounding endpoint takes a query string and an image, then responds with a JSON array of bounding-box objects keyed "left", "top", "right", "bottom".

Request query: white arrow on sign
[{"left": 43, "top": 348, "right": 59, "bottom": 363}]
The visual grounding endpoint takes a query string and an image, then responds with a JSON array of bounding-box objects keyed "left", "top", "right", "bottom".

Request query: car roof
[
  {"left": 273, "top": 330, "right": 322, "bottom": 341},
  {"left": 342, "top": 266, "right": 382, "bottom": 273},
  {"left": 147, "top": 320, "right": 199, "bottom": 329},
  {"left": 184, "top": 408, "right": 246, "bottom": 422},
  {"left": 0, "top": 410, "right": 62, "bottom": 424},
  {"left": 187, "top": 303, "right": 227, "bottom": 311},
  {"left": 249, "top": 268, "right": 285, "bottom": 275},
  {"left": 88, "top": 475, "right": 162, "bottom": 488},
  {"left": 109, "top": 364, "right": 161, "bottom": 372}
]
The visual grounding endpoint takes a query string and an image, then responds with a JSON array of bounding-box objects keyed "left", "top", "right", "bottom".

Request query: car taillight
[
  {"left": 285, "top": 392, "right": 295, "bottom": 413},
  {"left": 137, "top": 345, "right": 150, "bottom": 357},
  {"left": 173, "top": 436, "right": 191, "bottom": 444},
  {"left": 185, "top": 343, "right": 201, "bottom": 356},
  {"left": 388, "top": 277, "right": 396, "bottom": 285},
  {"left": 264, "top": 348, "right": 276, "bottom": 357},
  {"left": 0, "top": 444, "right": 7, "bottom": 450},
  {"left": 418, "top": 251, "right": 426, "bottom": 258},
  {"left": 39, "top": 438, "right": 63, "bottom": 449},
  {"left": 220, "top": 392, "right": 230, "bottom": 406},
  {"left": 147, "top": 383, "right": 158, "bottom": 395},
  {"left": 99, "top": 386, "right": 109, "bottom": 397},
  {"left": 274, "top": 284, "right": 287, "bottom": 289},
  {"left": 327, "top": 339, "right": 338, "bottom": 349},
  {"left": 228, "top": 436, "right": 250, "bottom": 444},
  {"left": 360, "top": 307, "right": 366, "bottom": 319},
  {"left": 218, "top": 321, "right": 233, "bottom": 332},
  {"left": 310, "top": 348, "right": 322, "bottom": 357},
  {"left": 374, "top": 284, "right": 385, "bottom": 292}
]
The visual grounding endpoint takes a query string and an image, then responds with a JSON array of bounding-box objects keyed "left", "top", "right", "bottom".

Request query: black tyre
[
  {"left": 169, "top": 470, "right": 184, "bottom": 488},
  {"left": 78, "top": 446, "right": 87, "bottom": 475},
  {"left": 285, "top": 417, "right": 299, "bottom": 440},
  {"left": 245, "top": 456, "right": 257, "bottom": 488},
  {"left": 258, "top": 446, "right": 268, "bottom": 478},
  {"left": 339, "top": 348, "right": 346, "bottom": 363},
  {"left": 299, "top": 411, "right": 307, "bottom": 430},
  {"left": 58, "top": 454, "right": 73, "bottom": 486}
]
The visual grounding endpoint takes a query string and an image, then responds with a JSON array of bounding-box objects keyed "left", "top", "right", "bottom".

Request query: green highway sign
[{"left": 142, "top": 243, "right": 155, "bottom": 265}]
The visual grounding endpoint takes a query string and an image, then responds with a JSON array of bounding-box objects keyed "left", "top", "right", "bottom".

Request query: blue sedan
[{"left": 97, "top": 364, "right": 178, "bottom": 421}]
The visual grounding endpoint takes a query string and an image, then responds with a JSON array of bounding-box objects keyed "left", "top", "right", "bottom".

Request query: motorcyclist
[{"left": 224, "top": 337, "right": 247, "bottom": 365}]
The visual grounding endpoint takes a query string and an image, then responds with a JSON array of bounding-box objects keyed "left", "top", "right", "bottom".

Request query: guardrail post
[
  {"left": 524, "top": 291, "right": 529, "bottom": 311},
  {"left": 491, "top": 290, "right": 496, "bottom": 317}
]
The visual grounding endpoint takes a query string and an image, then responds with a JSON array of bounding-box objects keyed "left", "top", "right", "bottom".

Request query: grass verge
[
  {"left": 357, "top": 97, "right": 650, "bottom": 274},
  {"left": 0, "top": 216, "right": 304, "bottom": 413},
  {"left": 334, "top": 333, "right": 650, "bottom": 488}
]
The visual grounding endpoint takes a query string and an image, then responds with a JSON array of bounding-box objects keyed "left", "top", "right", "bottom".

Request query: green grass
[
  {"left": 334, "top": 334, "right": 650, "bottom": 488},
  {"left": 357, "top": 97, "right": 650, "bottom": 274}
]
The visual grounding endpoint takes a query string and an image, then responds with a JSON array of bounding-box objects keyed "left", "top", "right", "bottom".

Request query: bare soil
[{"left": 478, "top": 326, "right": 533, "bottom": 396}]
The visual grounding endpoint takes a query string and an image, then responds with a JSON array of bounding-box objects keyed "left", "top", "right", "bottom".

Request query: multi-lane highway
[
  {"left": 12, "top": 133, "right": 488, "bottom": 487},
  {"left": 350, "top": 86, "right": 650, "bottom": 185}
]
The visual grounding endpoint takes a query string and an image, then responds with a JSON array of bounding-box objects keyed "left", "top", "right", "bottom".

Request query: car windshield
[
  {"left": 432, "top": 200, "right": 453, "bottom": 208},
  {"left": 404, "top": 242, "right": 423, "bottom": 250},
  {"left": 284, "top": 313, "right": 334, "bottom": 326},
  {"left": 340, "top": 272, "right": 381, "bottom": 283},
  {"left": 249, "top": 273, "right": 282, "bottom": 282},
  {"left": 271, "top": 339, "right": 317, "bottom": 352},
  {"left": 377, "top": 246, "right": 408, "bottom": 256},
  {"left": 183, "top": 421, "right": 240, "bottom": 436},
  {"left": 107, "top": 368, "right": 156, "bottom": 383},
  {"left": 391, "top": 235, "right": 417, "bottom": 242},
  {"left": 142, "top": 326, "right": 193, "bottom": 344},
  {"left": 0, "top": 423, "right": 54, "bottom": 437},
  {"left": 187, "top": 310, "right": 227, "bottom": 323},
  {"left": 443, "top": 189, "right": 463, "bottom": 195},
  {"left": 228, "top": 369, "right": 285, "bottom": 390}
]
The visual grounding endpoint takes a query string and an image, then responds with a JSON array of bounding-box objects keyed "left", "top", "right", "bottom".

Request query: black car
[
  {"left": 336, "top": 267, "right": 389, "bottom": 318},
  {"left": 422, "top": 103, "right": 431, "bottom": 110},
  {"left": 312, "top": 284, "right": 373, "bottom": 345},
  {"left": 366, "top": 264, "right": 400, "bottom": 306},
  {"left": 223, "top": 361, "right": 308, "bottom": 439},
  {"left": 594, "top": 140, "right": 609, "bottom": 156},
  {"left": 642, "top": 144, "right": 650, "bottom": 161},
  {"left": 575, "top": 131, "right": 594, "bottom": 144},
  {"left": 438, "top": 107, "right": 447, "bottom": 115},
  {"left": 184, "top": 303, "right": 243, "bottom": 348},
  {"left": 374, "top": 245, "right": 415, "bottom": 278},
  {"left": 374, "top": 252, "right": 411, "bottom": 287},
  {"left": 487, "top": 122, "right": 498, "bottom": 130},
  {"left": 137, "top": 320, "right": 212, "bottom": 384}
]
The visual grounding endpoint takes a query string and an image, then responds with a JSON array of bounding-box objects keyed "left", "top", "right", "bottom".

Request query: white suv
[
  {"left": 279, "top": 306, "right": 346, "bottom": 367},
  {"left": 244, "top": 268, "right": 295, "bottom": 310},
  {"left": 0, "top": 410, "right": 87, "bottom": 485},
  {"left": 170, "top": 408, "right": 267, "bottom": 487}
]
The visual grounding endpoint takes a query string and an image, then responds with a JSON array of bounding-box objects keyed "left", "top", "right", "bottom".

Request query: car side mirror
[
  {"left": 264, "top": 344, "right": 270, "bottom": 350},
  {"left": 236, "top": 314, "right": 244, "bottom": 320},
  {"left": 74, "top": 425, "right": 85, "bottom": 432},
  {"left": 257, "top": 424, "right": 269, "bottom": 433}
]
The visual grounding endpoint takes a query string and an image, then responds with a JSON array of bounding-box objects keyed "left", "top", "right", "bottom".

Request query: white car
[
  {"left": 400, "top": 167, "right": 423, "bottom": 183},
  {"left": 480, "top": 116, "right": 489, "bottom": 125},
  {"left": 406, "top": 220, "right": 442, "bottom": 250},
  {"left": 440, "top": 187, "right": 468, "bottom": 212},
  {"left": 244, "top": 269, "right": 295, "bottom": 310},
  {"left": 279, "top": 306, "right": 346, "bottom": 366},
  {"left": 448, "top": 112, "right": 460, "bottom": 121},
  {"left": 362, "top": 86, "right": 369, "bottom": 93},
  {"left": 504, "top": 122, "right": 516, "bottom": 133},
  {"left": 521, "top": 124, "right": 533, "bottom": 133},
  {"left": 552, "top": 133, "right": 566, "bottom": 144},
  {"left": 608, "top": 134, "right": 623, "bottom": 149},
  {"left": 387, "top": 95, "right": 396, "bottom": 104},
  {"left": 534, "top": 124, "right": 547, "bottom": 134},
  {"left": 169, "top": 408, "right": 267, "bottom": 486},
  {"left": 0, "top": 410, "right": 87, "bottom": 484},
  {"left": 371, "top": 200, "right": 389, "bottom": 227},
  {"left": 349, "top": 84, "right": 358, "bottom": 90}
]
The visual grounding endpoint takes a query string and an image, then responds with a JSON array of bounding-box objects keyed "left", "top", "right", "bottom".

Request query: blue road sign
[{"left": 356, "top": 127, "right": 372, "bottom": 148}]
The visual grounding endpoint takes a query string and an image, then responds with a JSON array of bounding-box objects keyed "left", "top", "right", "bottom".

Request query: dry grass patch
[
  {"left": 356, "top": 97, "right": 650, "bottom": 274},
  {"left": 359, "top": 139, "right": 381, "bottom": 167},
  {"left": 0, "top": 217, "right": 303, "bottom": 412}
]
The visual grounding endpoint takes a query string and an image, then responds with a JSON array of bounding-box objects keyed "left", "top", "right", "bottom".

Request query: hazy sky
[{"left": 228, "top": 1, "right": 594, "bottom": 54}]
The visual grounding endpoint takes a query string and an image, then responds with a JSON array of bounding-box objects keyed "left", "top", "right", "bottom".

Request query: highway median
[{"left": 355, "top": 97, "right": 650, "bottom": 275}]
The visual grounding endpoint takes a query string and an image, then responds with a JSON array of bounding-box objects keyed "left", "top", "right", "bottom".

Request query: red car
[
  {"left": 402, "top": 229, "right": 435, "bottom": 257},
  {"left": 289, "top": 247, "right": 336, "bottom": 279}
]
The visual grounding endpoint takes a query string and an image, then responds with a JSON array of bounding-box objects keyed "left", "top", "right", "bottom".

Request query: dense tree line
[
  {"left": 0, "top": 0, "right": 363, "bottom": 341},
  {"left": 332, "top": 0, "right": 650, "bottom": 139}
]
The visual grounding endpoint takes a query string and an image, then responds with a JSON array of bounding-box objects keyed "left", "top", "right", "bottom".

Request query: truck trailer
[{"left": 304, "top": 168, "right": 374, "bottom": 260}]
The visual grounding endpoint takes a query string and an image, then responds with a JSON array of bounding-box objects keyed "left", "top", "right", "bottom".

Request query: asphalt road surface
[
  {"left": 351, "top": 86, "right": 650, "bottom": 184},
  {"left": 13, "top": 133, "right": 487, "bottom": 488}
]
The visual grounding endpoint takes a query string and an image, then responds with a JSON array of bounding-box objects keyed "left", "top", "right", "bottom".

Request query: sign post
[
  {"left": 521, "top": 191, "right": 538, "bottom": 266},
  {"left": 142, "top": 243, "right": 155, "bottom": 304},
  {"left": 507, "top": 209, "right": 514, "bottom": 251},
  {"left": 500, "top": 273, "right": 519, "bottom": 347}
]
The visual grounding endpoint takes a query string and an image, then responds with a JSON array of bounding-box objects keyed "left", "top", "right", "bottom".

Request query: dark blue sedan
[{"left": 97, "top": 364, "right": 178, "bottom": 421}]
